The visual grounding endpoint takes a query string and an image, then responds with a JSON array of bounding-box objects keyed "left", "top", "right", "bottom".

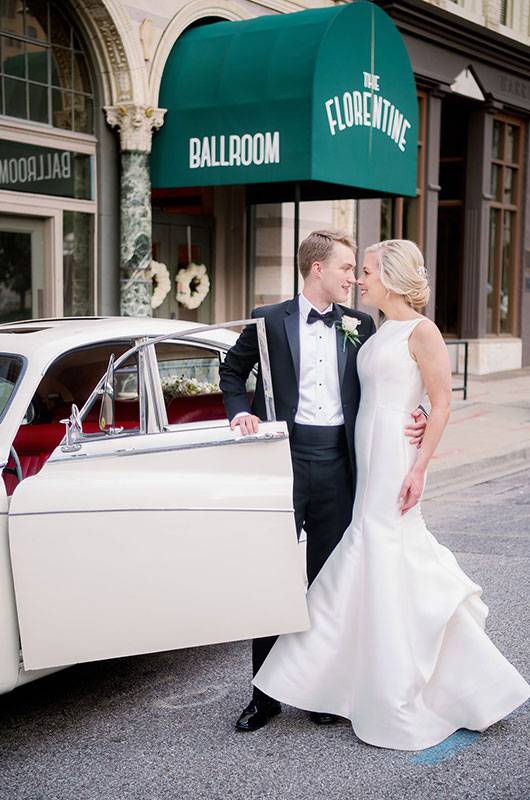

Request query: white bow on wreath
[{"left": 176, "top": 262, "right": 210, "bottom": 310}]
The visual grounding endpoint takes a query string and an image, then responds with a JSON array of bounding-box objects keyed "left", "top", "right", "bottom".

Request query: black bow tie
[{"left": 307, "top": 308, "right": 338, "bottom": 328}]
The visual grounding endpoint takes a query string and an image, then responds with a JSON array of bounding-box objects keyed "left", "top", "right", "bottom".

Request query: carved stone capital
[{"left": 105, "top": 104, "right": 166, "bottom": 152}]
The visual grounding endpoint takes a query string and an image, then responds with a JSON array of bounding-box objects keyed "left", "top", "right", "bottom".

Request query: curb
[{"left": 424, "top": 444, "right": 530, "bottom": 499}]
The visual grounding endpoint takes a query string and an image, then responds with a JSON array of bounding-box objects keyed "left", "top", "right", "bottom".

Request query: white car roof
[{"left": 0, "top": 316, "right": 240, "bottom": 364}]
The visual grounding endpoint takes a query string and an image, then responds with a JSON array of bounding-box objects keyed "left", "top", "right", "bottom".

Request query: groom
[{"left": 220, "top": 229, "right": 425, "bottom": 732}]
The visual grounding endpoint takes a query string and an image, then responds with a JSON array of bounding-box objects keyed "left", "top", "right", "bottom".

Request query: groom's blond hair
[{"left": 298, "top": 229, "right": 356, "bottom": 279}]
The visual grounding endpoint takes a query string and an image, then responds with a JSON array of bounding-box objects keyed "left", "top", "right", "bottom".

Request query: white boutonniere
[{"left": 336, "top": 315, "right": 363, "bottom": 351}]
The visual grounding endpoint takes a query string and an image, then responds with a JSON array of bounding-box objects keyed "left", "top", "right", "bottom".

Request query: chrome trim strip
[
  {"left": 144, "top": 340, "right": 168, "bottom": 431},
  {"left": 11, "top": 506, "right": 295, "bottom": 518},
  {"left": 48, "top": 431, "right": 288, "bottom": 464},
  {"left": 137, "top": 338, "right": 150, "bottom": 435},
  {"left": 256, "top": 316, "right": 276, "bottom": 422}
]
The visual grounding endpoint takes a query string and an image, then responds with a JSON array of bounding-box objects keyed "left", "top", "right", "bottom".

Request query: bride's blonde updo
[{"left": 365, "top": 239, "right": 430, "bottom": 310}]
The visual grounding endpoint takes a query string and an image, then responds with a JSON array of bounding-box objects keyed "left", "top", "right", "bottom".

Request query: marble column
[{"left": 105, "top": 103, "right": 166, "bottom": 316}]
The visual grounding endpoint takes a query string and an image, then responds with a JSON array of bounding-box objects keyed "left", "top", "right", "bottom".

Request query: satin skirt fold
[{"left": 253, "top": 404, "right": 530, "bottom": 751}]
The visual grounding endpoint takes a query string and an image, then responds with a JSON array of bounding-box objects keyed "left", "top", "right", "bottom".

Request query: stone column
[{"left": 105, "top": 103, "right": 166, "bottom": 316}]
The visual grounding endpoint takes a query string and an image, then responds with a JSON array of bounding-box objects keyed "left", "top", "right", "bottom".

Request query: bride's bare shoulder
[
  {"left": 409, "top": 318, "right": 448, "bottom": 360},
  {"left": 412, "top": 317, "right": 442, "bottom": 337}
]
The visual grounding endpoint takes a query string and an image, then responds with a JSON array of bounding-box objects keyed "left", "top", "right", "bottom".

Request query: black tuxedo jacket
[{"left": 219, "top": 296, "right": 377, "bottom": 473}]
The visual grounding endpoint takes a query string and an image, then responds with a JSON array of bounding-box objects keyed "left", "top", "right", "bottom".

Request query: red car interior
[{"left": 3, "top": 393, "right": 228, "bottom": 496}]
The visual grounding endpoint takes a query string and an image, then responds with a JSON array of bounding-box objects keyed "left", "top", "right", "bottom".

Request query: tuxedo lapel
[{"left": 284, "top": 296, "right": 301, "bottom": 386}]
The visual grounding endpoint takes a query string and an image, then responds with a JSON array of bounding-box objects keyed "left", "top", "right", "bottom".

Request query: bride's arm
[{"left": 399, "top": 321, "right": 452, "bottom": 515}]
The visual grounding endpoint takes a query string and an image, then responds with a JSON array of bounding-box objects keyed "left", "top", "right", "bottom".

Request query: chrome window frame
[{"left": 75, "top": 318, "right": 274, "bottom": 441}]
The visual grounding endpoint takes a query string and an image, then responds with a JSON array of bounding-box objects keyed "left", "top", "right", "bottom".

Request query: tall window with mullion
[
  {"left": 487, "top": 117, "right": 523, "bottom": 336},
  {"left": 0, "top": 0, "right": 93, "bottom": 133}
]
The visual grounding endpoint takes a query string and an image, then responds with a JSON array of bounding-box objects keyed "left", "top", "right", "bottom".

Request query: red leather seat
[
  {"left": 167, "top": 393, "right": 227, "bottom": 424},
  {"left": 3, "top": 424, "right": 65, "bottom": 496},
  {"left": 52, "top": 400, "right": 140, "bottom": 423},
  {"left": 84, "top": 400, "right": 140, "bottom": 423},
  {"left": 2, "top": 418, "right": 139, "bottom": 496},
  {"left": 3, "top": 394, "right": 230, "bottom": 495}
]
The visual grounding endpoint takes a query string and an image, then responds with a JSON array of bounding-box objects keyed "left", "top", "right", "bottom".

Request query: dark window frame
[{"left": 487, "top": 114, "right": 524, "bottom": 336}]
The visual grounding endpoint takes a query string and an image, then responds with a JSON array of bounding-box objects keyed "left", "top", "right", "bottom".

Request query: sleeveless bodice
[{"left": 357, "top": 318, "right": 426, "bottom": 414}]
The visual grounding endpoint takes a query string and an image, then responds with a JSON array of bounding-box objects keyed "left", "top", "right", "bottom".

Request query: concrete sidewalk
[{"left": 425, "top": 367, "right": 530, "bottom": 498}]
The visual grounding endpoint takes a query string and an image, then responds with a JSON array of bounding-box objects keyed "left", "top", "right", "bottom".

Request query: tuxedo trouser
[{"left": 252, "top": 424, "right": 354, "bottom": 701}]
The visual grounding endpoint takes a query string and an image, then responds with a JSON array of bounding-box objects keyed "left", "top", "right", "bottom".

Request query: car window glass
[
  {"left": 154, "top": 341, "right": 224, "bottom": 425},
  {"left": 31, "top": 342, "right": 140, "bottom": 429},
  {"left": 0, "top": 354, "right": 23, "bottom": 419},
  {"left": 4, "top": 342, "right": 139, "bottom": 497}
]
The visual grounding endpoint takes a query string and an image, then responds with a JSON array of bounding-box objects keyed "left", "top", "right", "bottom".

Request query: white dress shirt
[{"left": 295, "top": 293, "right": 344, "bottom": 426}]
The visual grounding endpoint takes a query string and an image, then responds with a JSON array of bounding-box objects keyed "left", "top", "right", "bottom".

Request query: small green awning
[{"left": 151, "top": 1, "right": 418, "bottom": 199}]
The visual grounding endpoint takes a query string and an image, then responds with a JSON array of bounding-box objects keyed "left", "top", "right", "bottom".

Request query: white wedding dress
[{"left": 253, "top": 318, "right": 530, "bottom": 751}]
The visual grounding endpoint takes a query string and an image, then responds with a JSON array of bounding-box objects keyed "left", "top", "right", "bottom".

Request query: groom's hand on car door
[{"left": 230, "top": 413, "right": 261, "bottom": 435}]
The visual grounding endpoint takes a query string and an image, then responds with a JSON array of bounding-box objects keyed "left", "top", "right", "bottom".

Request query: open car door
[{"left": 8, "top": 320, "right": 309, "bottom": 671}]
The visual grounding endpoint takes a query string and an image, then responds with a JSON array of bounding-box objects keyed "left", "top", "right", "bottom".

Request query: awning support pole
[{"left": 293, "top": 182, "right": 301, "bottom": 297}]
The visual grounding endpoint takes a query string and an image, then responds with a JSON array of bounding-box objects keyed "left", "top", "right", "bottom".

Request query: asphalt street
[{"left": 1, "top": 469, "right": 529, "bottom": 800}]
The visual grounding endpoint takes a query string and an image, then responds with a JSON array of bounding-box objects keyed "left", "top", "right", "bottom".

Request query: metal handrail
[{"left": 444, "top": 339, "right": 469, "bottom": 400}]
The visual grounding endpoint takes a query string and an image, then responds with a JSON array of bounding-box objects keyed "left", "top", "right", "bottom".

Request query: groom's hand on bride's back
[
  {"left": 405, "top": 408, "right": 427, "bottom": 449},
  {"left": 230, "top": 413, "right": 261, "bottom": 435}
]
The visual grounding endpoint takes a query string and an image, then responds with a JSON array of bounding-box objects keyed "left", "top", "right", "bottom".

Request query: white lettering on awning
[
  {"left": 323, "top": 72, "right": 412, "bottom": 153},
  {"left": 189, "top": 131, "right": 280, "bottom": 169}
]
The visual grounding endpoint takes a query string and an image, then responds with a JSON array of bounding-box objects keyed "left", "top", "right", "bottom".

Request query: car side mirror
[
  {"left": 60, "top": 403, "right": 83, "bottom": 452},
  {"left": 99, "top": 354, "right": 116, "bottom": 432}
]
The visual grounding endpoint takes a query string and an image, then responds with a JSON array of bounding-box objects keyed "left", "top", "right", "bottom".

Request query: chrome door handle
[{"left": 233, "top": 431, "right": 288, "bottom": 443}]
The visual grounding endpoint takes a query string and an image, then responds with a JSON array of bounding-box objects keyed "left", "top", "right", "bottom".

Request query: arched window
[{"left": 0, "top": 0, "right": 94, "bottom": 133}]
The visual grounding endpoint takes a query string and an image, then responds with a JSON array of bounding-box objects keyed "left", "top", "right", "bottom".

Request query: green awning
[{"left": 151, "top": 1, "right": 418, "bottom": 198}]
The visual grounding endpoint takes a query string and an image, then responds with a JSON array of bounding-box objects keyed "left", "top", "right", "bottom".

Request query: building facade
[{"left": 0, "top": 0, "right": 528, "bottom": 373}]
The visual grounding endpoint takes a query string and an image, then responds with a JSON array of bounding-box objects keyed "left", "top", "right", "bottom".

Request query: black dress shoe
[
  {"left": 235, "top": 698, "right": 281, "bottom": 731},
  {"left": 309, "top": 711, "right": 340, "bottom": 725}
]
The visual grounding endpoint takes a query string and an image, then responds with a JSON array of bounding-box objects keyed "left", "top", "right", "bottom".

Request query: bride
[{"left": 253, "top": 239, "right": 530, "bottom": 751}]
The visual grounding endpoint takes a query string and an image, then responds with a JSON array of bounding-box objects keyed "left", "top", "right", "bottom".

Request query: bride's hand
[
  {"left": 399, "top": 467, "right": 425, "bottom": 515},
  {"left": 404, "top": 408, "right": 428, "bottom": 449}
]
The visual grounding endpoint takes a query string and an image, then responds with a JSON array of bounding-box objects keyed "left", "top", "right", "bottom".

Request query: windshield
[{"left": 0, "top": 354, "right": 24, "bottom": 420}]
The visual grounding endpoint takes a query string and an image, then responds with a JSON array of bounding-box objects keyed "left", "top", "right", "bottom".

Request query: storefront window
[
  {"left": 0, "top": 1, "right": 94, "bottom": 133},
  {"left": 487, "top": 116, "right": 523, "bottom": 335},
  {"left": 63, "top": 211, "right": 94, "bottom": 316},
  {"left": 380, "top": 92, "right": 426, "bottom": 249}
]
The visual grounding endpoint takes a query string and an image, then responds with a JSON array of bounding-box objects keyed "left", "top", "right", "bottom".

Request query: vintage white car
[{"left": 0, "top": 316, "right": 308, "bottom": 695}]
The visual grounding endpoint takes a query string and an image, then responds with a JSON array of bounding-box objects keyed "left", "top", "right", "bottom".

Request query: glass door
[
  {"left": 0, "top": 215, "right": 45, "bottom": 323},
  {"left": 152, "top": 212, "right": 214, "bottom": 323}
]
